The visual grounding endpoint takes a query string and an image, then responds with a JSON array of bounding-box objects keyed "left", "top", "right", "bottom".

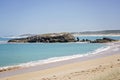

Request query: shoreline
[
  {"left": 0, "top": 42, "right": 107, "bottom": 72},
  {"left": 0, "top": 41, "right": 120, "bottom": 79}
]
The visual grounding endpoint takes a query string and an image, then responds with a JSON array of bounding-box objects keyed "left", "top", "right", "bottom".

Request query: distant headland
[{"left": 71, "top": 30, "right": 120, "bottom": 35}]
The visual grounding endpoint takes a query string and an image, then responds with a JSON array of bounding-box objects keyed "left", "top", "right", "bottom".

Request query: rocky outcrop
[
  {"left": 76, "top": 37, "right": 117, "bottom": 43},
  {"left": 8, "top": 33, "right": 76, "bottom": 43},
  {"left": 90, "top": 37, "right": 116, "bottom": 43}
]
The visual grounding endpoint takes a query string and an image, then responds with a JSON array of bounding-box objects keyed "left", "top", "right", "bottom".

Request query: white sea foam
[
  {"left": 0, "top": 45, "right": 111, "bottom": 70},
  {"left": 91, "top": 46, "right": 111, "bottom": 54}
]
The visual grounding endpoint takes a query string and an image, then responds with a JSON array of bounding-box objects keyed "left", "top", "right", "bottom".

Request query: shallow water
[
  {"left": 0, "top": 43, "right": 105, "bottom": 67},
  {"left": 0, "top": 35, "right": 120, "bottom": 68}
]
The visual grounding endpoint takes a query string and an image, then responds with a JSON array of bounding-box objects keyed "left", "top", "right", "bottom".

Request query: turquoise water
[
  {"left": 0, "top": 43, "right": 104, "bottom": 67},
  {"left": 0, "top": 35, "right": 120, "bottom": 68},
  {"left": 0, "top": 37, "right": 10, "bottom": 41}
]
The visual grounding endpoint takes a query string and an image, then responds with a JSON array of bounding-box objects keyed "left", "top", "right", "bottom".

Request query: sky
[{"left": 0, "top": 0, "right": 120, "bottom": 36}]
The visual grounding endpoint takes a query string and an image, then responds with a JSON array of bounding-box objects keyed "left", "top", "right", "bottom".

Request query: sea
[{"left": 0, "top": 35, "right": 120, "bottom": 69}]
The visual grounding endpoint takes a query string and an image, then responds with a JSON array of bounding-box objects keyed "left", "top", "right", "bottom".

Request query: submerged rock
[{"left": 8, "top": 33, "right": 76, "bottom": 43}]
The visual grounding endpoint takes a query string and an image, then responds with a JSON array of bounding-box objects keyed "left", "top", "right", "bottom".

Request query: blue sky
[{"left": 0, "top": 0, "right": 120, "bottom": 36}]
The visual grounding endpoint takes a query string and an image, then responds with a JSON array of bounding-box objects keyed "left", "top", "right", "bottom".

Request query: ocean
[{"left": 0, "top": 36, "right": 120, "bottom": 69}]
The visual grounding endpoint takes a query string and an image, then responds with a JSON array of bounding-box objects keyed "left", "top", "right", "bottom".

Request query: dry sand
[{"left": 0, "top": 54, "right": 120, "bottom": 80}]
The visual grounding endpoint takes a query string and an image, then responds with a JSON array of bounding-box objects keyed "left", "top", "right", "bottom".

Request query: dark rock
[
  {"left": 76, "top": 37, "right": 79, "bottom": 41},
  {"left": 81, "top": 39, "right": 85, "bottom": 42},
  {"left": 102, "top": 37, "right": 116, "bottom": 41},
  {"left": 8, "top": 33, "right": 76, "bottom": 43},
  {"left": 90, "top": 37, "right": 116, "bottom": 43},
  {"left": 79, "top": 39, "right": 91, "bottom": 42}
]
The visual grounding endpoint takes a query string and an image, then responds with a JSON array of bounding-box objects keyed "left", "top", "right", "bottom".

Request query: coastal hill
[
  {"left": 8, "top": 33, "right": 76, "bottom": 43},
  {"left": 71, "top": 30, "right": 120, "bottom": 35}
]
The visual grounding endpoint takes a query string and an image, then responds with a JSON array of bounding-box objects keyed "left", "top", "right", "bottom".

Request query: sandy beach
[
  {"left": 0, "top": 42, "right": 120, "bottom": 80},
  {"left": 1, "top": 0, "right": 120, "bottom": 79}
]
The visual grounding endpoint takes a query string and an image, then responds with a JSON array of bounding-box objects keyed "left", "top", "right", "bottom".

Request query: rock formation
[
  {"left": 90, "top": 37, "right": 116, "bottom": 43},
  {"left": 8, "top": 33, "right": 76, "bottom": 43}
]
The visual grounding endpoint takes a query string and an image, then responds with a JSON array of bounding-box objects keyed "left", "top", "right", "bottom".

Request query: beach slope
[{"left": 0, "top": 54, "right": 120, "bottom": 80}]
